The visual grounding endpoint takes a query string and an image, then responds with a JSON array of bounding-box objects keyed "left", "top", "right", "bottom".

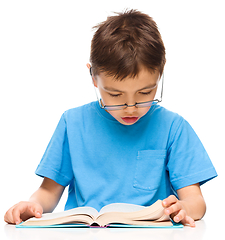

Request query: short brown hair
[{"left": 90, "top": 9, "right": 166, "bottom": 81}]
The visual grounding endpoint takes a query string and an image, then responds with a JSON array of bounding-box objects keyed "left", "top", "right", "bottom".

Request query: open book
[{"left": 17, "top": 200, "right": 182, "bottom": 228}]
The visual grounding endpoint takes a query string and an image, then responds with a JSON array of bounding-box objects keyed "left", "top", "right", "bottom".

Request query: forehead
[{"left": 96, "top": 68, "right": 160, "bottom": 92}]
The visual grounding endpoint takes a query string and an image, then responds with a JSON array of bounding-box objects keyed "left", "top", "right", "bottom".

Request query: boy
[{"left": 4, "top": 9, "right": 217, "bottom": 227}]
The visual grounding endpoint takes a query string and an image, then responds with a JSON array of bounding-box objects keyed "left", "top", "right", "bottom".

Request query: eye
[
  {"left": 108, "top": 93, "right": 122, "bottom": 97},
  {"left": 139, "top": 91, "right": 152, "bottom": 95}
]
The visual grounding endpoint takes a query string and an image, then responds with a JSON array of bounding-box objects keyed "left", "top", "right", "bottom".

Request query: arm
[
  {"left": 162, "top": 183, "right": 206, "bottom": 227},
  {"left": 4, "top": 177, "right": 65, "bottom": 224},
  {"left": 30, "top": 177, "right": 65, "bottom": 213}
]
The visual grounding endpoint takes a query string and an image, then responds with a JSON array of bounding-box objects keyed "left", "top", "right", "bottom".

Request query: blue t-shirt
[{"left": 35, "top": 101, "right": 217, "bottom": 212}]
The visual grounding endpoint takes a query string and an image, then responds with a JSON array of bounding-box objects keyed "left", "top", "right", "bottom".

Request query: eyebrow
[{"left": 103, "top": 84, "right": 157, "bottom": 92}]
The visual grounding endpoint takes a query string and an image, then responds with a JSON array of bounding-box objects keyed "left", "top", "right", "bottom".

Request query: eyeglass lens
[{"left": 102, "top": 100, "right": 159, "bottom": 111}]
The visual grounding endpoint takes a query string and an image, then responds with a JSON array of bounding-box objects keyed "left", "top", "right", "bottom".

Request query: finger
[
  {"left": 12, "top": 204, "right": 28, "bottom": 225},
  {"left": 28, "top": 203, "right": 43, "bottom": 219},
  {"left": 162, "top": 195, "right": 178, "bottom": 207},
  {"left": 181, "top": 215, "right": 195, "bottom": 227},
  {"left": 4, "top": 202, "right": 23, "bottom": 224},
  {"left": 12, "top": 202, "right": 38, "bottom": 224},
  {"left": 4, "top": 210, "right": 14, "bottom": 224},
  {"left": 164, "top": 201, "right": 182, "bottom": 215},
  {"left": 20, "top": 203, "right": 42, "bottom": 221},
  {"left": 173, "top": 209, "right": 186, "bottom": 222}
]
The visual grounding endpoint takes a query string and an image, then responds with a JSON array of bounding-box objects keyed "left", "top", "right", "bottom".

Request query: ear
[
  {"left": 86, "top": 63, "right": 98, "bottom": 88},
  {"left": 86, "top": 63, "right": 91, "bottom": 71}
]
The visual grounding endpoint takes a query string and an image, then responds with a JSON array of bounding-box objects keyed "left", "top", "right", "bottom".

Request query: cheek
[
  {"left": 139, "top": 106, "right": 151, "bottom": 117},
  {"left": 107, "top": 111, "right": 121, "bottom": 120}
]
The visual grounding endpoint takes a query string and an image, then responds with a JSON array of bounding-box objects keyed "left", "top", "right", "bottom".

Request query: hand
[
  {"left": 162, "top": 195, "right": 195, "bottom": 227},
  {"left": 4, "top": 201, "right": 43, "bottom": 225}
]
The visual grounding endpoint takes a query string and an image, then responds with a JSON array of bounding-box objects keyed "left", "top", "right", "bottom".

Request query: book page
[
  {"left": 96, "top": 200, "right": 169, "bottom": 227},
  {"left": 98, "top": 203, "right": 146, "bottom": 216},
  {"left": 25, "top": 206, "right": 99, "bottom": 223}
]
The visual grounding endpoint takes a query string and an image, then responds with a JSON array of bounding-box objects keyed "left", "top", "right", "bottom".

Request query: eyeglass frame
[{"left": 90, "top": 67, "right": 164, "bottom": 111}]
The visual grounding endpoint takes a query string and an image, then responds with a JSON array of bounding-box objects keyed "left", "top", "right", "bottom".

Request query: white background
[{"left": 0, "top": 0, "right": 224, "bottom": 231}]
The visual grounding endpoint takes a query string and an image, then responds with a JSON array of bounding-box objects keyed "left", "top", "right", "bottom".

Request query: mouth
[{"left": 121, "top": 117, "right": 139, "bottom": 124}]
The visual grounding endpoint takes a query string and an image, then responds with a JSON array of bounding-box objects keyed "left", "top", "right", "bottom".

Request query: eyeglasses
[{"left": 90, "top": 67, "right": 164, "bottom": 111}]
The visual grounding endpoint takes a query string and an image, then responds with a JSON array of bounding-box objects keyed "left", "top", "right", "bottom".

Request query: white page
[
  {"left": 98, "top": 203, "right": 146, "bottom": 216},
  {"left": 26, "top": 207, "right": 99, "bottom": 222}
]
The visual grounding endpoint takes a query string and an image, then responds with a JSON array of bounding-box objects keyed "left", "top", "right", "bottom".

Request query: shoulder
[
  {"left": 151, "top": 105, "right": 184, "bottom": 126},
  {"left": 62, "top": 101, "right": 97, "bottom": 120},
  {"left": 149, "top": 105, "right": 189, "bottom": 142}
]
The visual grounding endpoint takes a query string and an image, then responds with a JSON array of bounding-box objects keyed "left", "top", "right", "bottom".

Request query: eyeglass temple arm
[
  {"left": 160, "top": 73, "right": 164, "bottom": 99},
  {"left": 90, "top": 67, "right": 92, "bottom": 76}
]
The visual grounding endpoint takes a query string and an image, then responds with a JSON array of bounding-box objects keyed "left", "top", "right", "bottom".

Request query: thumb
[
  {"left": 35, "top": 211, "right": 42, "bottom": 218},
  {"left": 31, "top": 203, "right": 43, "bottom": 218}
]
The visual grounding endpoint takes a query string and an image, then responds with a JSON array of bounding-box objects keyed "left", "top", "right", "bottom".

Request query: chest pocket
[{"left": 133, "top": 150, "right": 167, "bottom": 191}]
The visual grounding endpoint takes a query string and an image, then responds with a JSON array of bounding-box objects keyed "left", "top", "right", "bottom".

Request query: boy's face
[{"left": 89, "top": 65, "right": 160, "bottom": 125}]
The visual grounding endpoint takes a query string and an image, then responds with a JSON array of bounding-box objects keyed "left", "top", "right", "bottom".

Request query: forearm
[
  {"left": 29, "top": 187, "right": 60, "bottom": 213},
  {"left": 29, "top": 178, "right": 65, "bottom": 213},
  {"left": 180, "top": 194, "right": 206, "bottom": 220}
]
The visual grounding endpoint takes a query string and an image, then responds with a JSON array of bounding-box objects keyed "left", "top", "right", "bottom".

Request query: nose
[{"left": 124, "top": 103, "right": 137, "bottom": 114}]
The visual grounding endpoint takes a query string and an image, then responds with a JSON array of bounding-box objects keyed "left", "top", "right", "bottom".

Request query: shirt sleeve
[
  {"left": 167, "top": 117, "right": 217, "bottom": 191},
  {"left": 35, "top": 112, "right": 73, "bottom": 187}
]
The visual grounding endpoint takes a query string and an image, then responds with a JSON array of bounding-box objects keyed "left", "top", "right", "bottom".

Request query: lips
[{"left": 121, "top": 117, "right": 139, "bottom": 124}]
